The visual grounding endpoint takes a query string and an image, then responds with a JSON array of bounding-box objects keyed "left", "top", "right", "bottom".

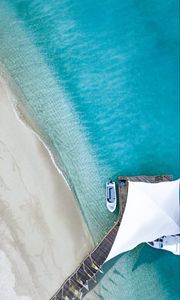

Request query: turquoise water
[{"left": 0, "top": 0, "right": 179, "bottom": 299}]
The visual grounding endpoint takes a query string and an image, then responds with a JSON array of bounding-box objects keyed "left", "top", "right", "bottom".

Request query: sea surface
[{"left": 0, "top": 0, "right": 179, "bottom": 299}]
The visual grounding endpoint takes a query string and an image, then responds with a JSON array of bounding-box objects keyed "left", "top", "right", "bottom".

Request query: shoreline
[
  {"left": 0, "top": 67, "right": 71, "bottom": 191},
  {"left": 0, "top": 66, "right": 95, "bottom": 242},
  {"left": 0, "top": 73, "right": 94, "bottom": 299}
]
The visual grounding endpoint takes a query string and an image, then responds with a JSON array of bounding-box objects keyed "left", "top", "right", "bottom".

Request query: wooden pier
[{"left": 51, "top": 175, "right": 172, "bottom": 300}]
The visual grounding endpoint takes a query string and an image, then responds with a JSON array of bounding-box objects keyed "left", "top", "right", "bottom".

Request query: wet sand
[{"left": 0, "top": 76, "right": 93, "bottom": 300}]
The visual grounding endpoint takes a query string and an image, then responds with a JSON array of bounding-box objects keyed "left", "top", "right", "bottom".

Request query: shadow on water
[
  {"left": 132, "top": 243, "right": 168, "bottom": 272},
  {"left": 83, "top": 242, "right": 180, "bottom": 299},
  {"left": 83, "top": 253, "right": 126, "bottom": 299},
  {"left": 99, "top": 244, "right": 179, "bottom": 296}
]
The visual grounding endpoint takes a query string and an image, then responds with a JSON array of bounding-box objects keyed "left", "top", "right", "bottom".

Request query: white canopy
[{"left": 106, "top": 179, "right": 180, "bottom": 262}]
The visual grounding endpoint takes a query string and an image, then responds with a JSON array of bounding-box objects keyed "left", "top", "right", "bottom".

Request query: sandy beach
[{"left": 0, "top": 76, "right": 93, "bottom": 299}]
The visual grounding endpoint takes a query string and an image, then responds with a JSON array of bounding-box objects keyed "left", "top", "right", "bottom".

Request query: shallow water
[{"left": 0, "top": 0, "right": 179, "bottom": 299}]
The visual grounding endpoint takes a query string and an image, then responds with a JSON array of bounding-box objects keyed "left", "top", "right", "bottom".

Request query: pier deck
[{"left": 51, "top": 175, "right": 172, "bottom": 300}]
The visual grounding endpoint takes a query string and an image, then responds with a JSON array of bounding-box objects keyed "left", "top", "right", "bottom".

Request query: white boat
[
  {"left": 106, "top": 181, "right": 117, "bottom": 212},
  {"left": 147, "top": 234, "right": 180, "bottom": 255}
]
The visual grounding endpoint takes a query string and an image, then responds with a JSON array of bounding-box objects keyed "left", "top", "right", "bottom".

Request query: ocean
[{"left": 0, "top": 0, "right": 179, "bottom": 299}]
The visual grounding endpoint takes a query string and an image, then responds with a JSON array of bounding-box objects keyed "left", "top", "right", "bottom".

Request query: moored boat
[{"left": 106, "top": 180, "right": 117, "bottom": 212}]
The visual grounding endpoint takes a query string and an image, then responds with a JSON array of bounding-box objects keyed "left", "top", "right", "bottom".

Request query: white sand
[{"left": 0, "top": 76, "right": 93, "bottom": 299}]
